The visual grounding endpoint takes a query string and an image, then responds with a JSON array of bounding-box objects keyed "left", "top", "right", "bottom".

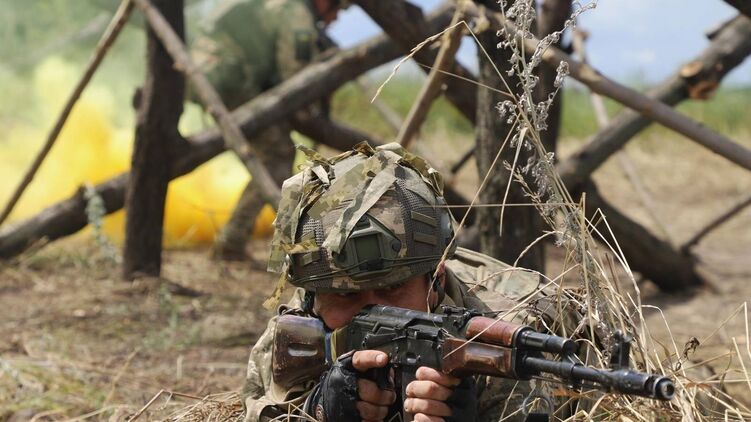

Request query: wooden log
[
  {"left": 123, "top": 0, "right": 184, "bottom": 278},
  {"left": 724, "top": 0, "right": 751, "bottom": 18},
  {"left": 354, "top": 0, "right": 477, "bottom": 122},
  {"left": 290, "top": 112, "right": 382, "bottom": 151},
  {"left": 682, "top": 192, "right": 751, "bottom": 251},
  {"left": 558, "top": 15, "right": 751, "bottom": 189},
  {"left": 0, "top": 0, "right": 133, "bottom": 227},
  {"left": 0, "top": 10, "right": 449, "bottom": 259},
  {"left": 467, "top": 5, "right": 751, "bottom": 180}
]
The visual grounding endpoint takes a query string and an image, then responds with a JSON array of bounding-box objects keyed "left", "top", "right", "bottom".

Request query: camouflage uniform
[
  {"left": 192, "top": 0, "right": 326, "bottom": 258},
  {"left": 243, "top": 143, "right": 584, "bottom": 421},
  {"left": 242, "top": 247, "right": 582, "bottom": 422}
]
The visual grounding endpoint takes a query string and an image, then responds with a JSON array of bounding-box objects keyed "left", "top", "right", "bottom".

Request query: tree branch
[
  {"left": 466, "top": 5, "right": 751, "bottom": 181},
  {"left": 0, "top": 8, "right": 451, "bottom": 259},
  {"left": 724, "top": 0, "right": 751, "bottom": 18},
  {"left": 395, "top": 7, "right": 464, "bottom": 148},
  {"left": 0, "top": 0, "right": 134, "bottom": 228},
  {"left": 682, "top": 192, "right": 751, "bottom": 251},
  {"left": 354, "top": 0, "right": 477, "bottom": 121}
]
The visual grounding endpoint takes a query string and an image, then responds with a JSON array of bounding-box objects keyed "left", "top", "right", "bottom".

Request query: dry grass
[
  {"left": 3, "top": 0, "right": 751, "bottom": 420},
  {"left": 158, "top": 3, "right": 751, "bottom": 420}
]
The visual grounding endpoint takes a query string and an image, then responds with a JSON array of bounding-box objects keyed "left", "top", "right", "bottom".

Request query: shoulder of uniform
[{"left": 445, "top": 247, "right": 540, "bottom": 301}]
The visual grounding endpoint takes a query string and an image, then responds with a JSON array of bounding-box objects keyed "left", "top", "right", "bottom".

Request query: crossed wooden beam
[{"left": 2, "top": 0, "right": 750, "bottom": 291}]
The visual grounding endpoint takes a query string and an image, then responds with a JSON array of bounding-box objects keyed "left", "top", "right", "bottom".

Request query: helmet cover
[{"left": 268, "top": 142, "right": 456, "bottom": 293}]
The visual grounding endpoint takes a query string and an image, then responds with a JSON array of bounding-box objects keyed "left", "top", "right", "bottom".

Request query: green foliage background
[{"left": 1, "top": 0, "right": 749, "bottom": 145}]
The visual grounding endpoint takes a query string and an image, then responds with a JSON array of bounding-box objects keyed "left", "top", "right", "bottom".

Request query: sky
[{"left": 327, "top": 0, "right": 751, "bottom": 85}]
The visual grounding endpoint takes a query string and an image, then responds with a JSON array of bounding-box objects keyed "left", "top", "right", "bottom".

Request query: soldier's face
[{"left": 314, "top": 274, "right": 440, "bottom": 329}]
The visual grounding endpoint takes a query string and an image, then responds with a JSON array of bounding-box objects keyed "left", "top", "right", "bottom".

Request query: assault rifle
[{"left": 273, "top": 304, "right": 674, "bottom": 416}]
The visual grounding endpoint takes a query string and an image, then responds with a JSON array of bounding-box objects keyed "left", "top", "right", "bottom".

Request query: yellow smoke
[{"left": 0, "top": 57, "right": 276, "bottom": 248}]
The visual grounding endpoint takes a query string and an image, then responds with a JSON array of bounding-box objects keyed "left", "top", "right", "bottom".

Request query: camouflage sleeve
[
  {"left": 242, "top": 314, "right": 279, "bottom": 421},
  {"left": 476, "top": 376, "right": 532, "bottom": 422},
  {"left": 243, "top": 290, "right": 312, "bottom": 422},
  {"left": 274, "top": 0, "right": 319, "bottom": 81}
]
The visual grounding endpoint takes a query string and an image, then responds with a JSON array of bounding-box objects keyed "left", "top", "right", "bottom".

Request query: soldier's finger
[
  {"left": 413, "top": 414, "right": 445, "bottom": 422},
  {"left": 356, "top": 400, "right": 389, "bottom": 421},
  {"left": 358, "top": 378, "right": 397, "bottom": 405},
  {"left": 405, "top": 380, "right": 452, "bottom": 401},
  {"left": 352, "top": 350, "right": 389, "bottom": 371},
  {"left": 403, "top": 398, "right": 452, "bottom": 417},
  {"left": 415, "top": 366, "right": 461, "bottom": 387}
]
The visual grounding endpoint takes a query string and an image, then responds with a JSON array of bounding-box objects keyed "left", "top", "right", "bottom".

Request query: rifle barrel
[{"left": 523, "top": 356, "right": 675, "bottom": 400}]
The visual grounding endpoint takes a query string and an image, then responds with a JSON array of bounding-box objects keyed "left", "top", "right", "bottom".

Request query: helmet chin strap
[
  {"left": 303, "top": 290, "right": 316, "bottom": 315},
  {"left": 429, "top": 271, "right": 445, "bottom": 311}
]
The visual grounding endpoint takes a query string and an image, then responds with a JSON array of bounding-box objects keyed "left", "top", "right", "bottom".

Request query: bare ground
[{"left": 1, "top": 132, "right": 750, "bottom": 420}]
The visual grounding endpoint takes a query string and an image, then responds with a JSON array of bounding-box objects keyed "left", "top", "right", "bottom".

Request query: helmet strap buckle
[{"left": 429, "top": 271, "right": 445, "bottom": 310}]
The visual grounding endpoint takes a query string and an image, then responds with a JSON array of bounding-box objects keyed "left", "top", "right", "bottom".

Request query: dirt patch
[
  {"left": 0, "top": 239, "right": 283, "bottom": 421},
  {"left": 2, "top": 134, "right": 750, "bottom": 420}
]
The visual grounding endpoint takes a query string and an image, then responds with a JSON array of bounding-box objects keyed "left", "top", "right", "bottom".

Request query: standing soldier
[{"left": 192, "top": 0, "right": 345, "bottom": 260}]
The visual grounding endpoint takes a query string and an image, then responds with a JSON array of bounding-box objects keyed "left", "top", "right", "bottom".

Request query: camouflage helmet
[{"left": 268, "top": 142, "right": 456, "bottom": 293}]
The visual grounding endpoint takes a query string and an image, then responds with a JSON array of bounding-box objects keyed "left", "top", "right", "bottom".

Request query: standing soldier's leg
[{"left": 214, "top": 125, "right": 295, "bottom": 260}]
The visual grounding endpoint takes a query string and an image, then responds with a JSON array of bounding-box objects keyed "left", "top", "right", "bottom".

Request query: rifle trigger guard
[{"left": 521, "top": 391, "right": 553, "bottom": 422}]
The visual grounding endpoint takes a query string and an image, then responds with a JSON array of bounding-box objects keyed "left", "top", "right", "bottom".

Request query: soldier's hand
[
  {"left": 352, "top": 350, "right": 397, "bottom": 421},
  {"left": 404, "top": 367, "right": 461, "bottom": 422}
]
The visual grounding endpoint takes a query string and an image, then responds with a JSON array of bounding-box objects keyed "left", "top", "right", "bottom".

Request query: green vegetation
[
  {"left": 332, "top": 80, "right": 751, "bottom": 142},
  {"left": 1, "top": 0, "right": 749, "bottom": 147},
  {"left": 331, "top": 77, "right": 473, "bottom": 141}
]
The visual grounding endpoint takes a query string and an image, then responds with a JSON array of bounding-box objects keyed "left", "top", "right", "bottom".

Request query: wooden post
[
  {"left": 475, "top": 1, "right": 544, "bottom": 271},
  {"left": 123, "top": 0, "right": 184, "bottom": 279}
]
